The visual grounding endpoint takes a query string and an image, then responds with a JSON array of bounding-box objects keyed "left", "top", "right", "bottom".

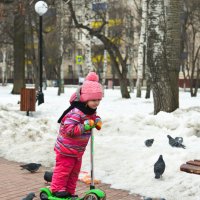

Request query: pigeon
[
  {"left": 144, "top": 198, "right": 165, "bottom": 200},
  {"left": 167, "top": 135, "right": 185, "bottom": 149},
  {"left": 175, "top": 136, "right": 183, "bottom": 144},
  {"left": 22, "top": 192, "right": 36, "bottom": 200},
  {"left": 154, "top": 155, "right": 165, "bottom": 179},
  {"left": 144, "top": 197, "right": 152, "bottom": 200},
  {"left": 144, "top": 139, "right": 154, "bottom": 147},
  {"left": 44, "top": 171, "right": 53, "bottom": 183},
  {"left": 20, "top": 163, "right": 42, "bottom": 173}
]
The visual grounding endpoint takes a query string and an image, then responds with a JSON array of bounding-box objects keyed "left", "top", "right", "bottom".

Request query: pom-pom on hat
[{"left": 79, "top": 72, "right": 103, "bottom": 102}]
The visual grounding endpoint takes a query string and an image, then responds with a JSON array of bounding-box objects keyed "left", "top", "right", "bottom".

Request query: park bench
[{"left": 180, "top": 160, "right": 200, "bottom": 175}]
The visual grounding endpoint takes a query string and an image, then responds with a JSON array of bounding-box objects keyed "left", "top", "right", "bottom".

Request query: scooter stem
[{"left": 90, "top": 129, "right": 95, "bottom": 189}]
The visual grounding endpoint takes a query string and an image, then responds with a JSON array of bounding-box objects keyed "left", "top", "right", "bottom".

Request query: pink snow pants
[{"left": 50, "top": 153, "right": 82, "bottom": 195}]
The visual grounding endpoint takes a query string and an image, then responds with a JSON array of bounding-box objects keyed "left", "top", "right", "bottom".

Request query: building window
[
  {"left": 77, "top": 48, "right": 82, "bottom": 55},
  {"left": 78, "top": 31, "right": 82, "bottom": 40},
  {"left": 77, "top": 15, "right": 82, "bottom": 22},
  {"left": 68, "top": 65, "right": 73, "bottom": 73},
  {"left": 126, "top": 46, "right": 131, "bottom": 55},
  {"left": 93, "top": 0, "right": 102, "bottom": 2},
  {"left": 68, "top": 65, "right": 73, "bottom": 79},
  {"left": 68, "top": 49, "right": 72, "bottom": 59}
]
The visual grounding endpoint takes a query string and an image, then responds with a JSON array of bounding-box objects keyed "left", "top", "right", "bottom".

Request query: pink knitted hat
[{"left": 79, "top": 72, "right": 103, "bottom": 102}]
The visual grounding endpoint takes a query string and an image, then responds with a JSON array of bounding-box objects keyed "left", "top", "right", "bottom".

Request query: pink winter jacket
[{"left": 54, "top": 107, "right": 97, "bottom": 158}]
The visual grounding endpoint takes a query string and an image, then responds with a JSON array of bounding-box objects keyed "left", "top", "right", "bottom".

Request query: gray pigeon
[
  {"left": 154, "top": 155, "right": 165, "bottom": 179},
  {"left": 145, "top": 139, "right": 154, "bottom": 147},
  {"left": 167, "top": 135, "right": 185, "bottom": 149},
  {"left": 175, "top": 136, "right": 183, "bottom": 144},
  {"left": 22, "top": 192, "right": 36, "bottom": 200},
  {"left": 20, "top": 163, "right": 42, "bottom": 173},
  {"left": 44, "top": 171, "right": 53, "bottom": 183},
  {"left": 144, "top": 198, "right": 165, "bottom": 200},
  {"left": 144, "top": 198, "right": 152, "bottom": 200}
]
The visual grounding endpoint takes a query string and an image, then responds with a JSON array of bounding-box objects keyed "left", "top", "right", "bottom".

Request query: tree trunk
[
  {"left": 27, "top": 4, "right": 39, "bottom": 89},
  {"left": 119, "top": 78, "right": 130, "bottom": 98},
  {"left": 57, "top": 56, "right": 63, "bottom": 96},
  {"left": 165, "top": 0, "right": 181, "bottom": 109},
  {"left": 136, "top": 0, "right": 148, "bottom": 98},
  {"left": 12, "top": 13, "right": 25, "bottom": 94},
  {"left": 145, "top": 78, "right": 151, "bottom": 98},
  {"left": 58, "top": 0, "right": 65, "bottom": 95},
  {"left": 1, "top": 50, "right": 6, "bottom": 86},
  {"left": 194, "top": 60, "right": 200, "bottom": 96},
  {"left": 147, "top": 0, "right": 180, "bottom": 114},
  {"left": 136, "top": 78, "right": 142, "bottom": 97},
  {"left": 109, "top": 50, "right": 130, "bottom": 98}
]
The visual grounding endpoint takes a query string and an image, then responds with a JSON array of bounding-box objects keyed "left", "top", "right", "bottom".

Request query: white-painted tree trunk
[
  {"left": 87, "top": 36, "right": 93, "bottom": 73},
  {"left": 147, "top": 0, "right": 180, "bottom": 114},
  {"left": 136, "top": 0, "right": 148, "bottom": 97}
]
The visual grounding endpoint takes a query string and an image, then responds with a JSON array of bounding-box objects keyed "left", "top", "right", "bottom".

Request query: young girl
[{"left": 50, "top": 72, "right": 103, "bottom": 198}]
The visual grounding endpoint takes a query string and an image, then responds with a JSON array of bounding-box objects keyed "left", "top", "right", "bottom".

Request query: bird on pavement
[
  {"left": 144, "top": 139, "right": 154, "bottom": 147},
  {"left": 154, "top": 155, "right": 165, "bottom": 179},
  {"left": 22, "top": 192, "right": 36, "bottom": 200},
  {"left": 167, "top": 135, "right": 185, "bottom": 149},
  {"left": 144, "top": 198, "right": 152, "bottom": 200},
  {"left": 20, "top": 163, "right": 42, "bottom": 173},
  {"left": 44, "top": 171, "right": 53, "bottom": 184},
  {"left": 144, "top": 198, "right": 165, "bottom": 200}
]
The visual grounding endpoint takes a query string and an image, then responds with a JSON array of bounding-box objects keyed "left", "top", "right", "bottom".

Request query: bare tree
[
  {"left": 12, "top": 1, "right": 25, "bottom": 94},
  {"left": 57, "top": 0, "right": 65, "bottom": 95},
  {"left": 136, "top": 0, "right": 147, "bottom": 98},
  {"left": 66, "top": 0, "right": 132, "bottom": 98},
  {"left": 147, "top": 0, "right": 181, "bottom": 114},
  {"left": 165, "top": 0, "right": 181, "bottom": 110},
  {"left": 182, "top": 0, "right": 200, "bottom": 96}
]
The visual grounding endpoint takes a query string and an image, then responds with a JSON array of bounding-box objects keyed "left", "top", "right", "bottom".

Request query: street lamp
[{"left": 34, "top": 1, "right": 48, "bottom": 105}]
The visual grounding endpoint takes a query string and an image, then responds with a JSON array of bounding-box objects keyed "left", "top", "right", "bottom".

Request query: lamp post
[{"left": 35, "top": 1, "right": 48, "bottom": 105}]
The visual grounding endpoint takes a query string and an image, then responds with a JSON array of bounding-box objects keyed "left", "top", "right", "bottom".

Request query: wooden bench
[{"left": 180, "top": 160, "right": 200, "bottom": 175}]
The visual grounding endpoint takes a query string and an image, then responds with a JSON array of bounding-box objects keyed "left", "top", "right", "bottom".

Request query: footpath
[{"left": 0, "top": 157, "right": 143, "bottom": 200}]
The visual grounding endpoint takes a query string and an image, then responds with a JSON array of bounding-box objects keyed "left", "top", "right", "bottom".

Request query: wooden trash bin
[{"left": 20, "top": 88, "right": 36, "bottom": 116}]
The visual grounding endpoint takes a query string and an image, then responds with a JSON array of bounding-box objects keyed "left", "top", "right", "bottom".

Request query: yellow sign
[
  {"left": 76, "top": 55, "right": 84, "bottom": 64},
  {"left": 92, "top": 55, "right": 109, "bottom": 63},
  {"left": 91, "top": 19, "right": 122, "bottom": 29},
  {"left": 92, "top": 54, "right": 119, "bottom": 63}
]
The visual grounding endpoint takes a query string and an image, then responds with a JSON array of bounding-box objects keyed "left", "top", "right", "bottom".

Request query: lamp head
[{"left": 35, "top": 1, "right": 48, "bottom": 16}]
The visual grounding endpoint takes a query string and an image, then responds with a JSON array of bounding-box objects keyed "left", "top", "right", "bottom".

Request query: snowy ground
[{"left": 0, "top": 84, "right": 200, "bottom": 200}]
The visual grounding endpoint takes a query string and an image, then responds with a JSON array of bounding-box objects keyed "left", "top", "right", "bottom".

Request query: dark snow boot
[{"left": 52, "top": 191, "right": 71, "bottom": 198}]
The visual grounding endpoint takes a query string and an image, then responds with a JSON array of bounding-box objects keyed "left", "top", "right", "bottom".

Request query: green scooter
[{"left": 40, "top": 130, "right": 106, "bottom": 200}]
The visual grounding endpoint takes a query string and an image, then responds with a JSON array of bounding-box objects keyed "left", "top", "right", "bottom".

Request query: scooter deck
[
  {"left": 48, "top": 196, "right": 82, "bottom": 200},
  {"left": 40, "top": 187, "right": 105, "bottom": 200},
  {"left": 40, "top": 188, "right": 82, "bottom": 200}
]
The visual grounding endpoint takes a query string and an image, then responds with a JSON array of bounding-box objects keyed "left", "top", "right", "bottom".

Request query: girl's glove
[
  {"left": 95, "top": 117, "right": 102, "bottom": 130},
  {"left": 84, "top": 119, "right": 95, "bottom": 131}
]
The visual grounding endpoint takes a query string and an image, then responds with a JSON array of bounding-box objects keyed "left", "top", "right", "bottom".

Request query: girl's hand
[
  {"left": 84, "top": 119, "right": 95, "bottom": 131},
  {"left": 95, "top": 117, "right": 102, "bottom": 130}
]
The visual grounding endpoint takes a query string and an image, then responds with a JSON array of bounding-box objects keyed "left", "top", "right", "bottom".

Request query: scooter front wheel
[
  {"left": 83, "top": 193, "right": 99, "bottom": 200},
  {"left": 40, "top": 192, "right": 49, "bottom": 200}
]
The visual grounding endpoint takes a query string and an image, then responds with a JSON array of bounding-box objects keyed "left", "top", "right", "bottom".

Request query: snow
[{"left": 1, "top": 84, "right": 200, "bottom": 200}]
